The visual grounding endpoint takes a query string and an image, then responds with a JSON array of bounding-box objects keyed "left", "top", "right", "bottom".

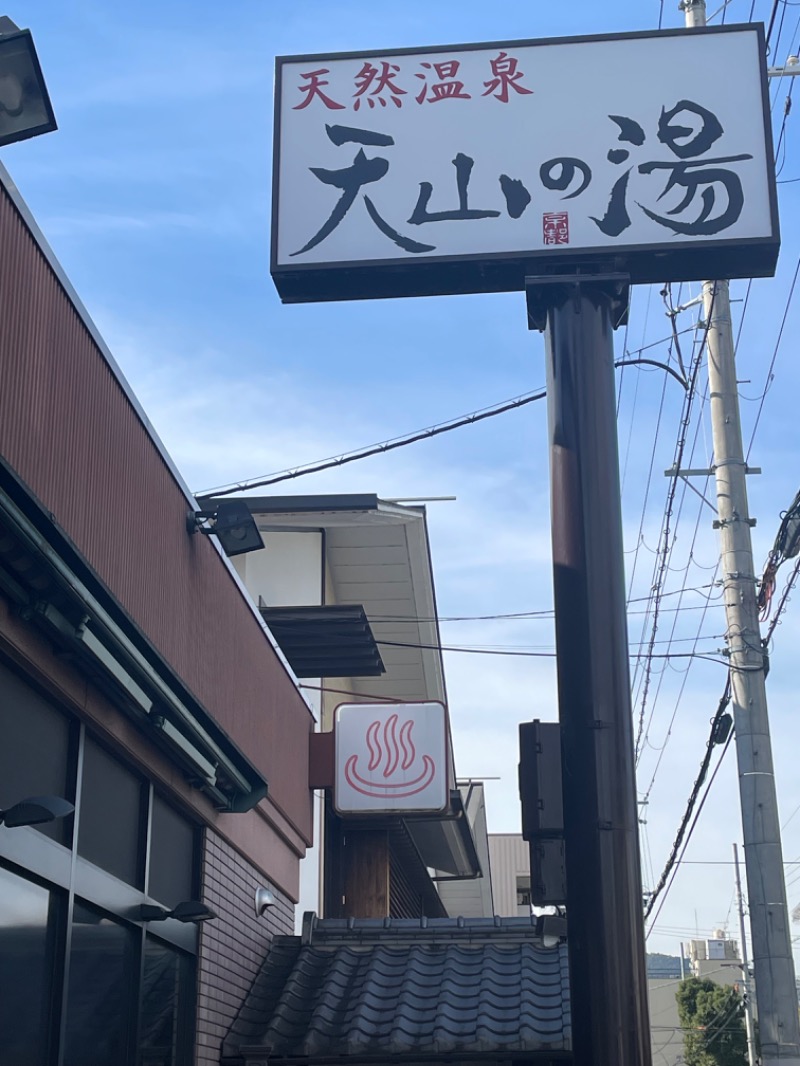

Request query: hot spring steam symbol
[{"left": 344, "top": 713, "right": 436, "bottom": 798}]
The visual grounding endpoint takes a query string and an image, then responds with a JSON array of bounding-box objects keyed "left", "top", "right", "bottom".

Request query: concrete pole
[
  {"left": 681, "top": 4, "right": 800, "bottom": 1061},
  {"left": 704, "top": 271, "right": 800, "bottom": 1066},
  {"left": 734, "top": 842, "right": 759, "bottom": 1066}
]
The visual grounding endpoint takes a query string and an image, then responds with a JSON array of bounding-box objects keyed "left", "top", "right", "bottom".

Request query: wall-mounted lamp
[
  {"left": 535, "top": 913, "right": 567, "bottom": 949},
  {"left": 134, "top": 900, "right": 217, "bottom": 924},
  {"left": 255, "top": 887, "right": 276, "bottom": 917},
  {"left": 0, "top": 18, "right": 57, "bottom": 148},
  {"left": 187, "top": 500, "right": 264, "bottom": 557},
  {"left": 0, "top": 794, "right": 74, "bottom": 828}
]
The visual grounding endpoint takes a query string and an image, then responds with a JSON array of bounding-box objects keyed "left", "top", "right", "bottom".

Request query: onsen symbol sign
[{"left": 334, "top": 701, "right": 449, "bottom": 814}]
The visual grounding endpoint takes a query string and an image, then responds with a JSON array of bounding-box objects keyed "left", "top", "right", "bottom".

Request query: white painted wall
[
  {"left": 488, "top": 833, "right": 531, "bottom": 917},
  {"left": 234, "top": 531, "right": 323, "bottom": 607},
  {"left": 648, "top": 979, "right": 684, "bottom": 1066},
  {"left": 233, "top": 530, "right": 324, "bottom": 931}
]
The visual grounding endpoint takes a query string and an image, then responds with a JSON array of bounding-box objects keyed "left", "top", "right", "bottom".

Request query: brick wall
[{"left": 196, "top": 830, "right": 294, "bottom": 1066}]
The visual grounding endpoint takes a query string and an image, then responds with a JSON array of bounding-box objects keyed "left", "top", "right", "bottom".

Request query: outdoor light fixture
[
  {"left": 255, "top": 887, "right": 276, "bottom": 916},
  {"left": 0, "top": 794, "right": 74, "bottom": 828},
  {"left": 134, "top": 900, "right": 217, "bottom": 924},
  {"left": 187, "top": 500, "right": 264, "bottom": 557},
  {"left": 535, "top": 913, "right": 567, "bottom": 949},
  {"left": 0, "top": 18, "right": 57, "bottom": 148}
]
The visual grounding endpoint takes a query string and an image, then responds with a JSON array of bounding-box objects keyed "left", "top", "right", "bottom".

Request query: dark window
[
  {"left": 139, "top": 936, "right": 192, "bottom": 1066},
  {"left": 78, "top": 738, "right": 145, "bottom": 887},
  {"left": 64, "top": 902, "right": 136, "bottom": 1066},
  {"left": 516, "top": 876, "right": 532, "bottom": 908},
  {"left": 148, "top": 796, "right": 196, "bottom": 909},
  {"left": 0, "top": 660, "right": 73, "bottom": 844},
  {"left": 0, "top": 865, "right": 59, "bottom": 1066}
]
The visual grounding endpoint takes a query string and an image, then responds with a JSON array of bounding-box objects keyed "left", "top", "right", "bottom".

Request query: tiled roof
[{"left": 224, "top": 916, "right": 571, "bottom": 1065}]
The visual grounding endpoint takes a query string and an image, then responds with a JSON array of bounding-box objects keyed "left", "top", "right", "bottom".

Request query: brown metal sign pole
[{"left": 527, "top": 276, "right": 652, "bottom": 1066}]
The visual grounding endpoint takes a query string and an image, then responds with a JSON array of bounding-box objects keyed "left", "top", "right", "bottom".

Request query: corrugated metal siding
[
  {"left": 0, "top": 183, "right": 312, "bottom": 842},
  {"left": 488, "top": 834, "right": 531, "bottom": 916}
]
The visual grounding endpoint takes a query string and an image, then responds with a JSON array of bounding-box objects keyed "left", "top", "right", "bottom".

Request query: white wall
[
  {"left": 233, "top": 530, "right": 324, "bottom": 930},
  {"left": 234, "top": 531, "right": 323, "bottom": 607},
  {"left": 648, "top": 979, "right": 684, "bottom": 1066},
  {"left": 488, "top": 833, "right": 531, "bottom": 917}
]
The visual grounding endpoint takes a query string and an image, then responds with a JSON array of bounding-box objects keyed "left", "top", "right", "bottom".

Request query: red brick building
[{"left": 0, "top": 162, "right": 314, "bottom": 1066}]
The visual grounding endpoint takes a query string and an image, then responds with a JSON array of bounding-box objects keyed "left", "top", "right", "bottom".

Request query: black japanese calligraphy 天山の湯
[{"left": 273, "top": 26, "right": 778, "bottom": 302}]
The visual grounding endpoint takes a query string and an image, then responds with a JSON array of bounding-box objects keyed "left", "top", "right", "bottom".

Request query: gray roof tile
[{"left": 224, "top": 917, "right": 571, "bottom": 1064}]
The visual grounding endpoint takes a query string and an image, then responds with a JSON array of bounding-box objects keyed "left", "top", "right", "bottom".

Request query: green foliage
[{"left": 675, "top": 977, "right": 748, "bottom": 1066}]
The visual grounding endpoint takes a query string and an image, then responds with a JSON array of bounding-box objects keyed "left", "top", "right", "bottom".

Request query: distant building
[
  {"left": 649, "top": 931, "right": 744, "bottom": 1066},
  {"left": 487, "top": 832, "right": 748, "bottom": 1066},
  {"left": 647, "top": 953, "right": 683, "bottom": 980},
  {"left": 216, "top": 493, "right": 492, "bottom": 920},
  {"left": 685, "top": 929, "right": 742, "bottom": 984},
  {"left": 488, "top": 833, "right": 533, "bottom": 916}
]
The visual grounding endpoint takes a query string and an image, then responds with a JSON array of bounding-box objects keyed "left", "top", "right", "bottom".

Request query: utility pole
[
  {"left": 734, "top": 842, "right": 758, "bottom": 1066},
  {"left": 680, "top": 3, "right": 800, "bottom": 1062},
  {"left": 530, "top": 273, "right": 651, "bottom": 1066}
]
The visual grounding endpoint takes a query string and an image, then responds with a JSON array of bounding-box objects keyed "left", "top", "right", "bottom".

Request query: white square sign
[{"left": 334, "top": 701, "right": 448, "bottom": 815}]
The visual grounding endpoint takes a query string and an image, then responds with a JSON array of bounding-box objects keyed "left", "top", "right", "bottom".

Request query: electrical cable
[
  {"left": 634, "top": 294, "right": 714, "bottom": 761},
  {"left": 644, "top": 681, "right": 733, "bottom": 921},
  {"left": 373, "top": 637, "right": 725, "bottom": 661},
  {"left": 635, "top": 375, "right": 717, "bottom": 775},
  {"left": 627, "top": 281, "right": 696, "bottom": 700},
  {"left": 196, "top": 387, "right": 547, "bottom": 499},
  {"left": 619, "top": 286, "right": 655, "bottom": 488},
  {"left": 764, "top": 554, "right": 800, "bottom": 641},
  {"left": 767, "top": 0, "right": 783, "bottom": 49},
  {"left": 645, "top": 472, "right": 800, "bottom": 922},
  {"left": 641, "top": 561, "right": 722, "bottom": 800},
  {"left": 757, "top": 486, "right": 800, "bottom": 619}
]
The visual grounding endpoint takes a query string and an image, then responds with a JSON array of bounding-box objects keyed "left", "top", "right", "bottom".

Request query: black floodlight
[
  {"left": 0, "top": 794, "right": 74, "bottom": 828},
  {"left": 135, "top": 903, "right": 171, "bottom": 922},
  {"left": 0, "top": 20, "right": 57, "bottom": 148},
  {"left": 535, "top": 913, "right": 568, "bottom": 948},
  {"left": 170, "top": 900, "right": 217, "bottom": 923},
  {"left": 187, "top": 500, "right": 264, "bottom": 557},
  {"left": 134, "top": 900, "right": 217, "bottom": 924}
]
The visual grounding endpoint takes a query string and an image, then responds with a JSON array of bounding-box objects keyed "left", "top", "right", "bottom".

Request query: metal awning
[
  {"left": 259, "top": 605, "right": 385, "bottom": 678},
  {"left": 0, "top": 458, "right": 268, "bottom": 813}
]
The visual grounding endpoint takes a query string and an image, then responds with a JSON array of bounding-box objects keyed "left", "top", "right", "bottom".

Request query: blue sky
[{"left": 10, "top": 0, "right": 800, "bottom": 964}]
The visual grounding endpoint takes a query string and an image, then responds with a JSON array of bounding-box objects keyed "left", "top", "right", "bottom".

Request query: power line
[
  {"left": 644, "top": 680, "right": 733, "bottom": 921},
  {"left": 635, "top": 374, "right": 718, "bottom": 778},
  {"left": 634, "top": 293, "right": 714, "bottom": 761},
  {"left": 645, "top": 481, "right": 800, "bottom": 922},
  {"left": 374, "top": 637, "right": 725, "bottom": 660},
  {"left": 196, "top": 387, "right": 547, "bottom": 498},
  {"left": 647, "top": 728, "right": 735, "bottom": 933},
  {"left": 198, "top": 341, "right": 689, "bottom": 500}
]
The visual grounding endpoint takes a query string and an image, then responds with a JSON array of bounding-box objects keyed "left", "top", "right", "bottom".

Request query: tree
[{"left": 676, "top": 977, "right": 748, "bottom": 1066}]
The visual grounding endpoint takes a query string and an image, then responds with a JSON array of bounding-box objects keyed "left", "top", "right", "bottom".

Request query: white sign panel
[
  {"left": 334, "top": 701, "right": 448, "bottom": 815},
  {"left": 272, "top": 25, "right": 778, "bottom": 302}
]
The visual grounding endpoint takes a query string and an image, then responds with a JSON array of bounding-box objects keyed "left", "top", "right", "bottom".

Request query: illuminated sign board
[
  {"left": 334, "top": 701, "right": 448, "bottom": 815},
  {"left": 272, "top": 25, "right": 777, "bottom": 302}
]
